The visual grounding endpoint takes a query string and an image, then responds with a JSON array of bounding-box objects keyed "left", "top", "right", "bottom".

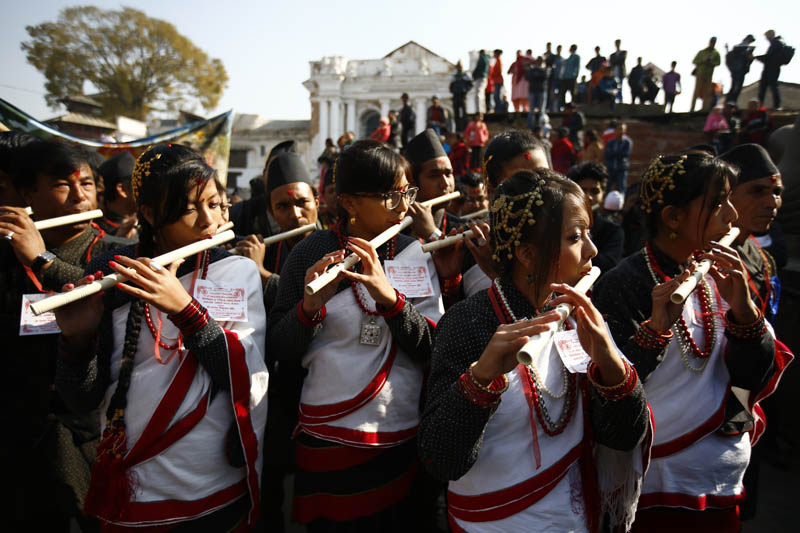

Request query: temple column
[
  {"left": 329, "top": 97, "right": 341, "bottom": 141},
  {"left": 414, "top": 97, "right": 428, "bottom": 134},
  {"left": 345, "top": 99, "right": 356, "bottom": 133},
  {"left": 380, "top": 98, "right": 391, "bottom": 119}
]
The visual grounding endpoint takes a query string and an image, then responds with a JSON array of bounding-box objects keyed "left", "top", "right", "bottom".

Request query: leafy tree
[{"left": 22, "top": 6, "right": 228, "bottom": 120}]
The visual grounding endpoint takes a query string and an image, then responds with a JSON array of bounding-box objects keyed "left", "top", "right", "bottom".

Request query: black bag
[{"left": 778, "top": 40, "right": 795, "bottom": 65}]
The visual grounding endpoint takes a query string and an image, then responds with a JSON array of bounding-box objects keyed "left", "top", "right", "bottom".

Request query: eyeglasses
[{"left": 352, "top": 187, "right": 418, "bottom": 210}]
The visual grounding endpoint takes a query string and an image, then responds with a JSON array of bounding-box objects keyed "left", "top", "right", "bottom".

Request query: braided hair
[
  {"left": 490, "top": 168, "right": 587, "bottom": 304},
  {"left": 106, "top": 144, "right": 220, "bottom": 434}
]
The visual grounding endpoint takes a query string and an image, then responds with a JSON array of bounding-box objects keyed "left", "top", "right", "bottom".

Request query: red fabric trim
[
  {"left": 517, "top": 364, "right": 542, "bottom": 469},
  {"left": 638, "top": 490, "right": 745, "bottom": 511},
  {"left": 224, "top": 329, "right": 261, "bottom": 526},
  {"left": 296, "top": 300, "right": 326, "bottom": 326},
  {"left": 650, "top": 391, "right": 728, "bottom": 459},
  {"left": 124, "top": 354, "right": 200, "bottom": 465},
  {"left": 425, "top": 317, "right": 437, "bottom": 329},
  {"left": 292, "top": 461, "right": 418, "bottom": 523},
  {"left": 298, "top": 343, "right": 397, "bottom": 423},
  {"left": 300, "top": 424, "right": 419, "bottom": 448},
  {"left": 447, "top": 442, "right": 582, "bottom": 522},
  {"left": 748, "top": 338, "right": 793, "bottom": 446},
  {"left": 295, "top": 440, "right": 385, "bottom": 472},
  {"left": 104, "top": 480, "right": 248, "bottom": 525}
]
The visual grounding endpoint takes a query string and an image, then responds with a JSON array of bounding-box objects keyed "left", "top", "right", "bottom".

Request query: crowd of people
[
  {"left": 1, "top": 93, "right": 793, "bottom": 533},
  {"left": 446, "top": 31, "right": 792, "bottom": 118}
]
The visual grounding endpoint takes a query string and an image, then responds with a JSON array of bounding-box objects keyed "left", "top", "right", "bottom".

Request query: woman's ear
[
  {"left": 514, "top": 242, "right": 537, "bottom": 273},
  {"left": 660, "top": 205, "right": 684, "bottom": 234},
  {"left": 139, "top": 205, "right": 155, "bottom": 227},
  {"left": 338, "top": 194, "right": 357, "bottom": 218}
]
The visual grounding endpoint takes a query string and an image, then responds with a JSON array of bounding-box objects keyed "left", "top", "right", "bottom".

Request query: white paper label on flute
[
  {"left": 384, "top": 260, "right": 433, "bottom": 298},
  {"left": 194, "top": 280, "right": 248, "bottom": 322},
  {"left": 20, "top": 294, "right": 61, "bottom": 336}
]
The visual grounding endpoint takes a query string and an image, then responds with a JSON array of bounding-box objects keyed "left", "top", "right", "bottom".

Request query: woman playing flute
[
  {"left": 54, "top": 144, "right": 269, "bottom": 530},
  {"left": 266, "top": 140, "right": 443, "bottom": 530},
  {"left": 592, "top": 151, "right": 791, "bottom": 532},
  {"left": 419, "top": 169, "right": 650, "bottom": 533}
]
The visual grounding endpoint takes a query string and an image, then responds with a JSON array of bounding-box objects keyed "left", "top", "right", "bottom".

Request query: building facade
[{"left": 303, "top": 41, "right": 456, "bottom": 159}]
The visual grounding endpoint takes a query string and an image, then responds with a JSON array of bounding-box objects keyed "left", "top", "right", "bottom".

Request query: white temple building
[
  {"left": 303, "top": 41, "right": 456, "bottom": 160},
  {"left": 227, "top": 41, "right": 458, "bottom": 190}
]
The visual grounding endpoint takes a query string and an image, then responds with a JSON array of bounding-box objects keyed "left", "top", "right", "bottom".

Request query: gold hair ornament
[
  {"left": 481, "top": 154, "right": 493, "bottom": 189},
  {"left": 640, "top": 156, "right": 685, "bottom": 213},
  {"left": 131, "top": 149, "right": 161, "bottom": 202},
  {"left": 490, "top": 177, "right": 545, "bottom": 262}
]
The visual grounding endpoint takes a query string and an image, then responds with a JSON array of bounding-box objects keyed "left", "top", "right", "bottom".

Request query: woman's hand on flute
[
  {"left": 0, "top": 206, "right": 46, "bottom": 267},
  {"left": 342, "top": 237, "right": 397, "bottom": 307},
  {"left": 302, "top": 250, "right": 346, "bottom": 318},
  {"left": 701, "top": 242, "right": 759, "bottom": 324},
  {"left": 54, "top": 271, "right": 106, "bottom": 350},
  {"left": 108, "top": 255, "right": 192, "bottom": 315},
  {"left": 407, "top": 201, "right": 438, "bottom": 239},
  {"left": 463, "top": 221, "right": 495, "bottom": 279},
  {"left": 432, "top": 227, "right": 466, "bottom": 280},
  {"left": 650, "top": 267, "right": 694, "bottom": 333},
  {"left": 550, "top": 282, "right": 626, "bottom": 386},
  {"left": 472, "top": 311, "right": 561, "bottom": 385}
]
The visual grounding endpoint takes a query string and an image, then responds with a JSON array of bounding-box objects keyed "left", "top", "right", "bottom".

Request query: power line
[{"left": 0, "top": 84, "right": 47, "bottom": 96}]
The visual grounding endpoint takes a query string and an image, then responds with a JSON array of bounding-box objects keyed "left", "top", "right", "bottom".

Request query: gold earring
[
  {"left": 349, "top": 216, "right": 356, "bottom": 225},
  {"left": 669, "top": 231, "right": 678, "bottom": 240}
]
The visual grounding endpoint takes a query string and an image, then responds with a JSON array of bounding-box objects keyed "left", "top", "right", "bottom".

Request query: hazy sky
[{"left": 2, "top": 0, "right": 798, "bottom": 122}]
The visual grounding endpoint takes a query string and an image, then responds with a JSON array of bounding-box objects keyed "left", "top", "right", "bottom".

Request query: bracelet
[
  {"left": 376, "top": 289, "right": 406, "bottom": 318},
  {"left": 441, "top": 274, "right": 462, "bottom": 296},
  {"left": 724, "top": 309, "right": 766, "bottom": 340},
  {"left": 641, "top": 319, "right": 671, "bottom": 337},
  {"left": 297, "top": 301, "right": 326, "bottom": 326},
  {"left": 168, "top": 298, "right": 210, "bottom": 336},
  {"left": 588, "top": 360, "right": 639, "bottom": 401},
  {"left": 458, "top": 362, "right": 509, "bottom": 408},
  {"left": 633, "top": 320, "right": 673, "bottom": 350},
  {"left": 427, "top": 228, "right": 443, "bottom": 242}
]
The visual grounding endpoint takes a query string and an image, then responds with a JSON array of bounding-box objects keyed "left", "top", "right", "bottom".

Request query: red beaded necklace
[
  {"left": 333, "top": 222, "right": 397, "bottom": 315},
  {"left": 142, "top": 249, "right": 210, "bottom": 362},
  {"left": 644, "top": 242, "right": 715, "bottom": 359}
]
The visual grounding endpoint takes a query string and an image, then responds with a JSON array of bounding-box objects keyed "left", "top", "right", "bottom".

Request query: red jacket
[{"left": 551, "top": 138, "right": 577, "bottom": 174}]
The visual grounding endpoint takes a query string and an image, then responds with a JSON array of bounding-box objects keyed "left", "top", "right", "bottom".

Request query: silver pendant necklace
[{"left": 355, "top": 282, "right": 382, "bottom": 346}]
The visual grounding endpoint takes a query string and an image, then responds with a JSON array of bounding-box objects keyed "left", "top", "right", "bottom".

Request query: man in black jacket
[
  {"left": 756, "top": 30, "right": 789, "bottom": 110},
  {"left": 450, "top": 61, "right": 473, "bottom": 132}
]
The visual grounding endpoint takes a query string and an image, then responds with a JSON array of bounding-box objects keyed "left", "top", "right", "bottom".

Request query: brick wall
[{"left": 483, "top": 110, "right": 798, "bottom": 185}]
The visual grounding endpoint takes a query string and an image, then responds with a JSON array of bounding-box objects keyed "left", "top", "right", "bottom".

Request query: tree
[{"left": 22, "top": 6, "right": 228, "bottom": 120}]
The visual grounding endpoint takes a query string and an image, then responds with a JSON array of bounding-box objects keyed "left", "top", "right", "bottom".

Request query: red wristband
[
  {"left": 168, "top": 298, "right": 210, "bottom": 336},
  {"left": 377, "top": 289, "right": 405, "bottom": 318},
  {"left": 441, "top": 274, "right": 462, "bottom": 296},
  {"left": 297, "top": 300, "right": 326, "bottom": 326}
]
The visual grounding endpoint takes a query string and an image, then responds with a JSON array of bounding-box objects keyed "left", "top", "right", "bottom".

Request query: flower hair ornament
[
  {"left": 490, "top": 176, "right": 546, "bottom": 261},
  {"left": 640, "top": 156, "right": 686, "bottom": 213},
  {"left": 131, "top": 148, "right": 162, "bottom": 202}
]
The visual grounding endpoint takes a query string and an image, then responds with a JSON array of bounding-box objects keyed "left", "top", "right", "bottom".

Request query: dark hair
[
  {"left": 484, "top": 130, "right": 545, "bottom": 186},
  {"left": 585, "top": 129, "right": 599, "bottom": 143},
  {"left": 12, "top": 139, "right": 93, "bottom": 190},
  {"left": 134, "top": 144, "right": 221, "bottom": 255},
  {"left": 334, "top": 140, "right": 410, "bottom": 219},
  {"left": 0, "top": 131, "right": 38, "bottom": 175},
  {"left": 460, "top": 172, "right": 485, "bottom": 189},
  {"left": 335, "top": 140, "right": 410, "bottom": 196},
  {"left": 641, "top": 151, "right": 738, "bottom": 239},
  {"left": 491, "top": 169, "right": 589, "bottom": 303},
  {"left": 566, "top": 162, "right": 609, "bottom": 188}
]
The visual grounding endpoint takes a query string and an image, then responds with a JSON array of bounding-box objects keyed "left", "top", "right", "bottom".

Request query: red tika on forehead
[
  {"left": 472, "top": 187, "right": 481, "bottom": 195},
  {"left": 70, "top": 170, "right": 81, "bottom": 179},
  {"left": 287, "top": 188, "right": 295, "bottom": 197},
  {"left": 769, "top": 176, "right": 778, "bottom": 183},
  {"left": 523, "top": 152, "right": 531, "bottom": 160}
]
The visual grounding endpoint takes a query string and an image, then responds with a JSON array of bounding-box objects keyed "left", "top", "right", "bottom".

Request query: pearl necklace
[
  {"left": 641, "top": 246, "right": 716, "bottom": 373},
  {"left": 493, "top": 279, "right": 571, "bottom": 400}
]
